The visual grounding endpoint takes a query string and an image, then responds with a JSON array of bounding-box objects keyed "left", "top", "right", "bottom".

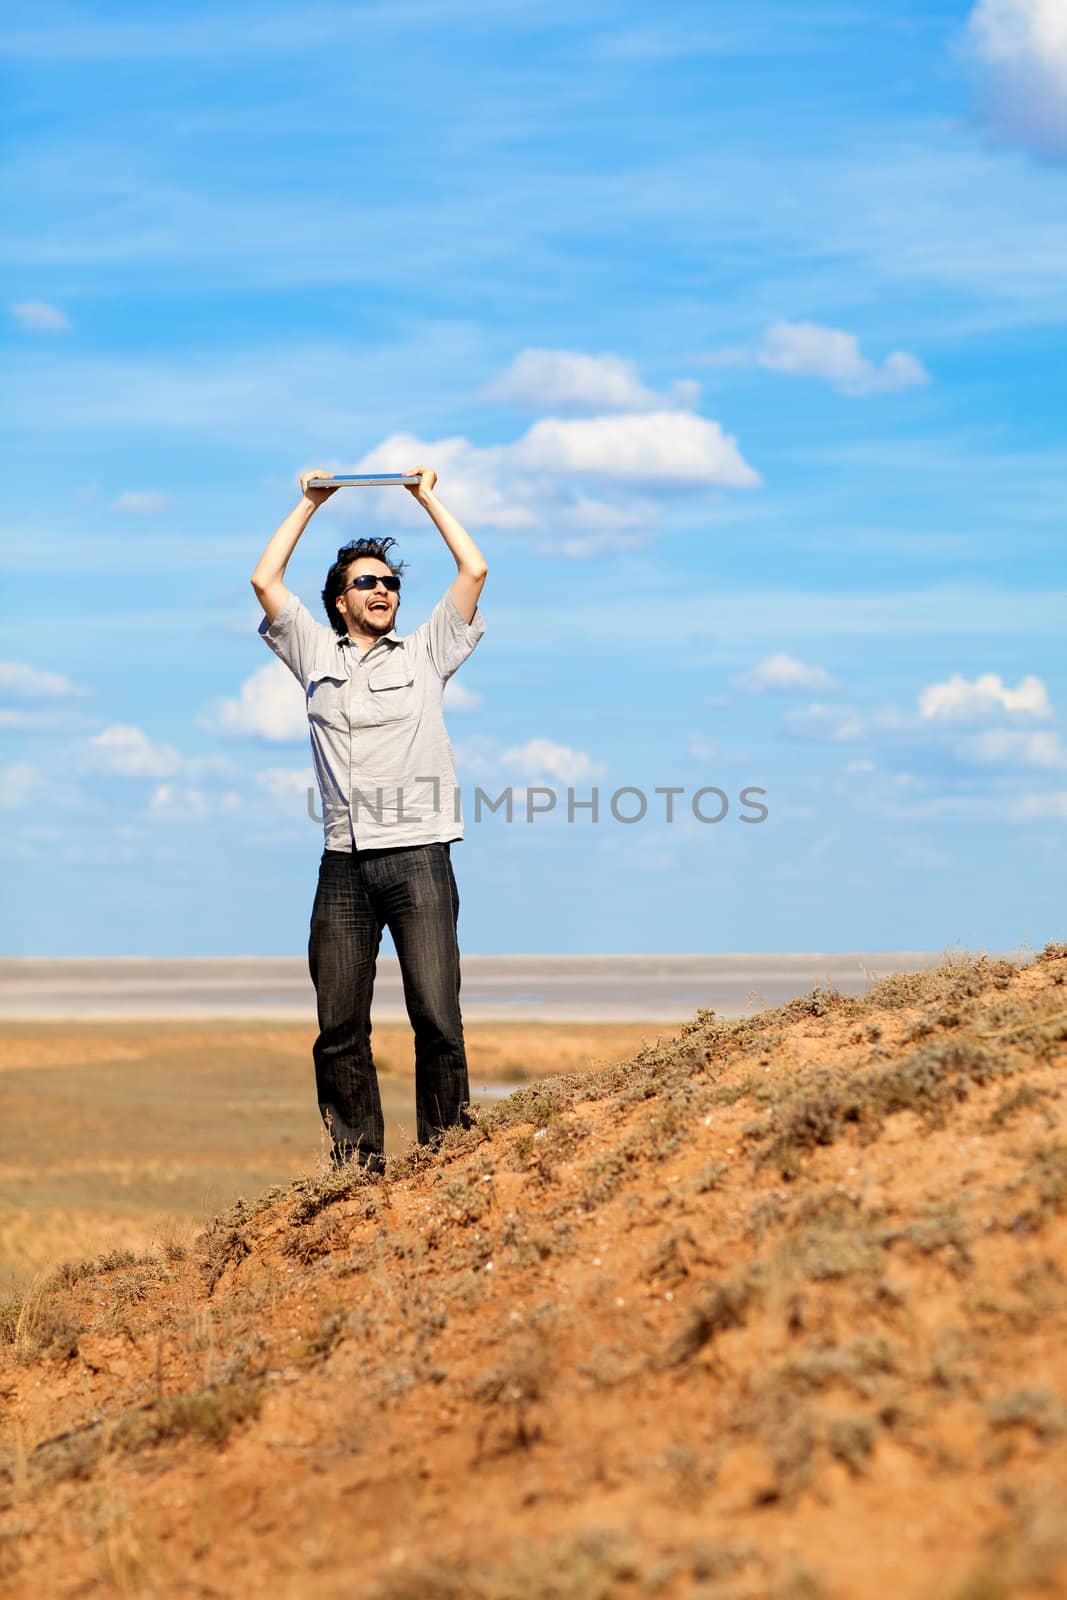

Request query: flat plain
[{"left": 0, "top": 1019, "right": 671, "bottom": 1293}]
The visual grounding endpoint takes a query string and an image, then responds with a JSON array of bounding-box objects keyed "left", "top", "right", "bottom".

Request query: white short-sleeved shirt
[{"left": 259, "top": 590, "right": 485, "bottom": 850}]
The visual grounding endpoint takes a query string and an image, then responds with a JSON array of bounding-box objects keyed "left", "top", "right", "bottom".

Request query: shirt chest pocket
[
  {"left": 305, "top": 669, "right": 348, "bottom": 732},
  {"left": 367, "top": 656, "right": 416, "bottom": 724}
]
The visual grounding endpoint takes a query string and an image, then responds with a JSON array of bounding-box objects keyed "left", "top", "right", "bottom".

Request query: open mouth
[{"left": 368, "top": 600, "right": 391, "bottom": 614}]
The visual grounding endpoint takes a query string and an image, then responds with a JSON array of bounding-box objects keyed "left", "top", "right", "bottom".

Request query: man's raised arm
[
  {"left": 250, "top": 471, "right": 337, "bottom": 624},
  {"left": 404, "top": 465, "right": 488, "bottom": 623}
]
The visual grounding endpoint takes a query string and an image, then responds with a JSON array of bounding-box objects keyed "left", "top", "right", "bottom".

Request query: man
[{"left": 251, "top": 464, "right": 488, "bottom": 1173}]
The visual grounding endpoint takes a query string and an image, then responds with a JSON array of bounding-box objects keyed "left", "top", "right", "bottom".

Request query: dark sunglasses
[{"left": 341, "top": 573, "right": 401, "bottom": 595}]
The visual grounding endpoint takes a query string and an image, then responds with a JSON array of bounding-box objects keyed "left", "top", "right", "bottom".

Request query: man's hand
[
  {"left": 404, "top": 464, "right": 438, "bottom": 507},
  {"left": 299, "top": 468, "right": 340, "bottom": 507}
]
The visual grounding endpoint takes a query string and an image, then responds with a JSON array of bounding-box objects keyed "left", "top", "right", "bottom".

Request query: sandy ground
[
  {"left": 2, "top": 948, "right": 1066, "bottom": 1600},
  {"left": 0, "top": 1020, "right": 672, "bottom": 1294}
]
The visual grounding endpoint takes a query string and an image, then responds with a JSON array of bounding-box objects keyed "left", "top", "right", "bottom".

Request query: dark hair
[{"left": 321, "top": 537, "right": 406, "bottom": 635}]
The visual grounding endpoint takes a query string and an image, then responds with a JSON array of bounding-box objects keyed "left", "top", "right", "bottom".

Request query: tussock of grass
[
  {"left": 46, "top": 1248, "right": 161, "bottom": 1290},
  {"left": 386, "top": 1142, "right": 440, "bottom": 1181},
  {"left": 688, "top": 1159, "right": 729, "bottom": 1194},
  {"left": 827, "top": 1413, "right": 878, "bottom": 1474},
  {"left": 986, "top": 1083, "right": 1053, "bottom": 1129},
  {"left": 986, "top": 1387, "right": 1066, "bottom": 1440},
  {"left": 924, "top": 1325, "right": 980, "bottom": 1394},
  {"left": 13, "top": 1289, "right": 82, "bottom": 1365},
  {"left": 283, "top": 1213, "right": 346, "bottom": 1267},
  {"left": 752, "top": 1035, "right": 1015, "bottom": 1178},
  {"left": 371, "top": 1528, "right": 642, "bottom": 1600},
  {"left": 289, "top": 1308, "right": 347, "bottom": 1368},
  {"left": 469, "top": 1334, "right": 551, "bottom": 1453},
  {"left": 115, "top": 1377, "right": 264, "bottom": 1451},
  {"left": 14, "top": 1426, "right": 101, "bottom": 1489},
  {"left": 198, "top": 1220, "right": 252, "bottom": 1293},
  {"left": 1011, "top": 1142, "right": 1067, "bottom": 1230},
  {"left": 370, "top": 1530, "right": 827, "bottom": 1600},
  {"left": 781, "top": 1209, "right": 883, "bottom": 1283},
  {"left": 765, "top": 1403, "right": 817, "bottom": 1500},
  {"left": 15, "top": 1376, "right": 264, "bottom": 1490},
  {"left": 967, "top": 1260, "right": 1067, "bottom": 1333},
  {"left": 749, "top": 1194, "right": 795, "bottom": 1244},
  {"left": 949, "top": 1486, "right": 1067, "bottom": 1600},
  {"left": 577, "top": 1150, "right": 626, "bottom": 1209},
  {"left": 195, "top": 1184, "right": 297, "bottom": 1289},
  {"left": 777, "top": 1334, "right": 898, "bottom": 1398},
  {"left": 435, "top": 1172, "right": 492, "bottom": 1226},
  {"left": 664, "top": 1269, "right": 763, "bottom": 1367},
  {"left": 0, "top": 1299, "right": 22, "bottom": 1346},
  {"left": 1028, "top": 1141, "right": 1067, "bottom": 1204},
  {"left": 862, "top": 953, "right": 1017, "bottom": 1012},
  {"left": 107, "top": 1262, "right": 176, "bottom": 1311},
  {"left": 874, "top": 1038, "right": 1007, "bottom": 1112},
  {"left": 498, "top": 1214, "right": 557, "bottom": 1267},
  {"left": 288, "top": 1165, "right": 381, "bottom": 1227}
]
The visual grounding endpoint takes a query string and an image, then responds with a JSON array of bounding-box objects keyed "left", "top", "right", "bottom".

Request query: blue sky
[{"left": 3, "top": 0, "right": 1065, "bottom": 956}]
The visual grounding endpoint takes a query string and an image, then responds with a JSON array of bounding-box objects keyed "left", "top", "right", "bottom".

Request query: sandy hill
[{"left": 3, "top": 946, "right": 1066, "bottom": 1599}]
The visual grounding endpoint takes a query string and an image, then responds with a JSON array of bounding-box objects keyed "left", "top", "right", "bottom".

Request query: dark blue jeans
[{"left": 307, "top": 842, "right": 470, "bottom": 1170}]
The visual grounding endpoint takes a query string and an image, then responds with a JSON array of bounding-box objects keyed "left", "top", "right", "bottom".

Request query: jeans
[{"left": 307, "top": 841, "right": 470, "bottom": 1170}]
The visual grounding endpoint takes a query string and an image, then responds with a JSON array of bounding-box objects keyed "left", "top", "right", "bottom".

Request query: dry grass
[
  {"left": 2, "top": 944, "right": 1066, "bottom": 1600},
  {"left": 0, "top": 1020, "right": 666, "bottom": 1295},
  {"left": 16, "top": 1376, "right": 265, "bottom": 1492}
]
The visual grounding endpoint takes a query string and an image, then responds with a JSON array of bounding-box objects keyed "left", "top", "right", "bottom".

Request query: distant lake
[{"left": 0, "top": 951, "right": 1020, "bottom": 1022}]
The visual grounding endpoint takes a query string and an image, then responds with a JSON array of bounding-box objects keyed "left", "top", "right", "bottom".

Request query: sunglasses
[{"left": 341, "top": 573, "right": 401, "bottom": 595}]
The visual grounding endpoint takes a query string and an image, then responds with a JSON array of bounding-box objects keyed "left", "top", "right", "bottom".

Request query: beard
[{"left": 358, "top": 599, "right": 397, "bottom": 633}]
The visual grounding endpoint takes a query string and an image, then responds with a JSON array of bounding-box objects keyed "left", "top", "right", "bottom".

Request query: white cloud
[
  {"left": 732, "top": 653, "right": 840, "bottom": 694},
  {"left": 535, "top": 493, "right": 654, "bottom": 559},
  {"left": 693, "top": 346, "right": 749, "bottom": 369},
  {"left": 919, "top": 670, "right": 1052, "bottom": 722},
  {"left": 481, "top": 348, "right": 699, "bottom": 413},
  {"left": 149, "top": 784, "right": 240, "bottom": 819},
  {"left": 541, "top": 531, "right": 649, "bottom": 560},
  {"left": 0, "top": 710, "right": 58, "bottom": 730},
  {"left": 756, "top": 322, "right": 930, "bottom": 395},
  {"left": 783, "top": 704, "right": 868, "bottom": 742},
  {"left": 1009, "top": 790, "right": 1067, "bottom": 820},
  {"left": 555, "top": 493, "right": 657, "bottom": 535},
  {"left": 444, "top": 679, "right": 483, "bottom": 711},
  {"left": 689, "top": 736, "right": 717, "bottom": 760},
  {"left": 847, "top": 760, "right": 876, "bottom": 773},
  {"left": 955, "top": 729, "right": 1067, "bottom": 768},
  {"left": 967, "top": 0, "right": 1067, "bottom": 159},
  {"left": 110, "top": 490, "right": 170, "bottom": 514},
  {"left": 512, "top": 411, "right": 760, "bottom": 487},
  {"left": 257, "top": 767, "right": 314, "bottom": 800},
  {"left": 11, "top": 299, "right": 71, "bottom": 332},
  {"left": 349, "top": 409, "right": 757, "bottom": 554},
  {"left": 500, "top": 737, "right": 606, "bottom": 782},
  {"left": 448, "top": 735, "right": 500, "bottom": 779},
  {"left": 353, "top": 433, "right": 536, "bottom": 532},
  {"left": 202, "top": 660, "right": 307, "bottom": 742},
  {"left": 0, "top": 661, "right": 87, "bottom": 700},
  {"left": 0, "top": 763, "right": 37, "bottom": 809},
  {"left": 88, "top": 724, "right": 182, "bottom": 778}
]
